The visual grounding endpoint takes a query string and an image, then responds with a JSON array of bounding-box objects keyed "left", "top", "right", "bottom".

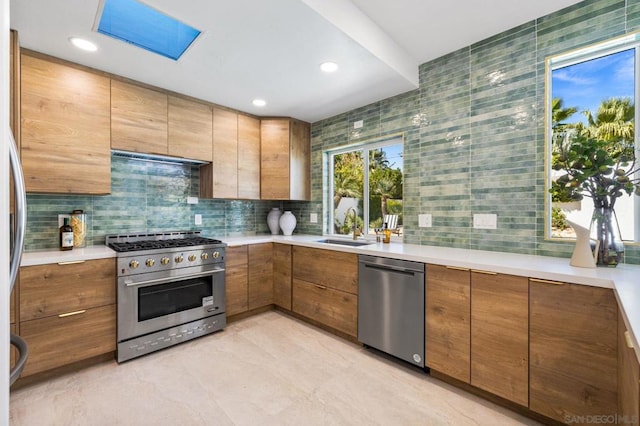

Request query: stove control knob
[
  {"left": 201, "top": 252, "right": 209, "bottom": 260},
  {"left": 188, "top": 254, "right": 197, "bottom": 262},
  {"left": 145, "top": 258, "right": 155, "bottom": 267},
  {"left": 175, "top": 255, "right": 184, "bottom": 264},
  {"left": 160, "top": 257, "right": 170, "bottom": 265},
  {"left": 213, "top": 251, "right": 220, "bottom": 259},
  {"left": 129, "top": 260, "right": 139, "bottom": 269}
]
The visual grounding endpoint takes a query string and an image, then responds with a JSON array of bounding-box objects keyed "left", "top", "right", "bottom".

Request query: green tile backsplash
[
  {"left": 310, "top": 0, "right": 640, "bottom": 264},
  {"left": 24, "top": 0, "right": 640, "bottom": 265},
  {"left": 25, "top": 156, "right": 281, "bottom": 250}
]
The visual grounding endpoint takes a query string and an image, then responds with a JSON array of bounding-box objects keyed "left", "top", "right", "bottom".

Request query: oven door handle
[{"left": 124, "top": 269, "right": 225, "bottom": 287}]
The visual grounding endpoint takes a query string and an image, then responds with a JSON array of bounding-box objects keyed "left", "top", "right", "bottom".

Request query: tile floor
[{"left": 10, "top": 311, "right": 540, "bottom": 425}]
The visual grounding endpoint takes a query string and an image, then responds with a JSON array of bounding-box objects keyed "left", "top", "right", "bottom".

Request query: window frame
[
  {"left": 545, "top": 33, "right": 640, "bottom": 242},
  {"left": 327, "top": 136, "right": 403, "bottom": 238}
]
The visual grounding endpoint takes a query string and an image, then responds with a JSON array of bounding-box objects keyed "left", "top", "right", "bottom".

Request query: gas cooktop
[{"left": 106, "top": 231, "right": 223, "bottom": 253}]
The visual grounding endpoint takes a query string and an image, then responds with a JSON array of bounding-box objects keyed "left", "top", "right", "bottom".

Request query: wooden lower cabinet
[
  {"left": 530, "top": 279, "right": 617, "bottom": 423},
  {"left": 18, "top": 258, "right": 116, "bottom": 377},
  {"left": 471, "top": 271, "right": 528, "bottom": 406},
  {"left": 248, "top": 243, "right": 273, "bottom": 309},
  {"left": 292, "top": 246, "right": 358, "bottom": 337},
  {"left": 225, "top": 246, "right": 249, "bottom": 316},
  {"left": 425, "top": 264, "right": 471, "bottom": 383},
  {"left": 292, "top": 279, "right": 357, "bottom": 337},
  {"left": 273, "top": 243, "right": 292, "bottom": 310},
  {"left": 618, "top": 311, "right": 640, "bottom": 425},
  {"left": 20, "top": 305, "right": 116, "bottom": 376}
]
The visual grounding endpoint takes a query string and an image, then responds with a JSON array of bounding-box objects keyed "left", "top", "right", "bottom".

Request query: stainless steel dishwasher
[{"left": 358, "top": 255, "right": 425, "bottom": 367}]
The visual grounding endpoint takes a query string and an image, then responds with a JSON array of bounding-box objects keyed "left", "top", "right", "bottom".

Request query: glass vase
[{"left": 590, "top": 206, "right": 624, "bottom": 267}]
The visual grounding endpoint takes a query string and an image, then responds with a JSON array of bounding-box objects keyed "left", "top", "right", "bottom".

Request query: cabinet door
[
  {"left": 273, "top": 244, "right": 292, "bottom": 310},
  {"left": 530, "top": 279, "right": 617, "bottom": 422},
  {"left": 260, "top": 119, "right": 290, "bottom": 200},
  {"left": 292, "top": 246, "right": 357, "bottom": 294},
  {"left": 292, "top": 279, "right": 357, "bottom": 337},
  {"left": 237, "top": 114, "right": 261, "bottom": 199},
  {"left": 289, "top": 119, "right": 310, "bottom": 201},
  {"left": 225, "top": 246, "right": 248, "bottom": 316},
  {"left": 20, "top": 304, "right": 116, "bottom": 376},
  {"left": 167, "top": 95, "right": 212, "bottom": 162},
  {"left": 20, "top": 259, "right": 116, "bottom": 321},
  {"left": 471, "top": 271, "right": 528, "bottom": 406},
  {"left": 248, "top": 243, "right": 273, "bottom": 309},
  {"left": 618, "top": 311, "right": 640, "bottom": 425},
  {"left": 212, "top": 108, "right": 238, "bottom": 198},
  {"left": 111, "top": 80, "right": 168, "bottom": 155},
  {"left": 425, "top": 264, "right": 470, "bottom": 383},
  {"left": 21, "top": 55, "right": 111, "bottom": 194}
]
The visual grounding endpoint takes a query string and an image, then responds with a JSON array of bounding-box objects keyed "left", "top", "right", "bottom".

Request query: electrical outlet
[
  {"left": 473, "top": 213, "right": 497, "bottom": 229},
  {"left": 418, "top": 214, "right": 432, "bottom": 228},
  {"left": 58, "top": 214, "right": 71, "bottom": 227},
  {"left": 187, "top": 196, "right": 199, "bottom": 204},
  {"left": 310, "top": 213, "right": 318, "bottom": 223},
  {"left": 353, "top": 120, "right": 363, "bottom": 129},
  {"left": 194, "top": 214, "right": 202, "bottom": 225}
]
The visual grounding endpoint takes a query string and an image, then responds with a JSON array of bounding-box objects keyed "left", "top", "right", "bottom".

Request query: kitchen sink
[{"left": 316, "top": 238, "right": 374, "bottom": 247}]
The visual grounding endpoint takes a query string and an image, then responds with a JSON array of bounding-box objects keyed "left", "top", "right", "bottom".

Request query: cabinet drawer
[
  {"left": 292, "top": 279, "right": 357, "bottom": 337},
  {"left": 292, "top": 247, "right": 357, "bottom": 294},
  {"left": 20, "top": 304, "right": 116, "bottom": 376},
  {"left": 20, "top": 258, "right": 115, "bottom": 321}
]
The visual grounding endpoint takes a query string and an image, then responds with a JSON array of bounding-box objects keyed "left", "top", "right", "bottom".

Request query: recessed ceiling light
[
  {"left": 320, "top": 62, "right": 338, "bottom": 73},
  {"left": 69, "top": 37, "right": 98, "bottom": 52},
  {"left": 252, "top": 99, "right": 267, "bottom": 107}
]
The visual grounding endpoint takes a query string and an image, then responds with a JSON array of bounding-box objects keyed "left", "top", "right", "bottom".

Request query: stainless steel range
[{"left": 107, "top": 231, "right": 226, "bottom": 362}]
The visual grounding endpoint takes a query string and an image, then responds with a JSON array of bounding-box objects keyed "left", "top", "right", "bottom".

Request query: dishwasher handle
[{"left": 360, "top": 261, "right": 422, "bottom": 276}]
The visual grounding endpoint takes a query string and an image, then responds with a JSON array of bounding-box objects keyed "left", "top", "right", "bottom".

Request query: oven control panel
[{"left": 117, "top": 247, "right": 225, "bottom": 276}]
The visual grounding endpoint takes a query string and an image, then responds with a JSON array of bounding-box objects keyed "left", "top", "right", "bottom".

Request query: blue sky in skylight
[{"left": 97, "top": 0, "right": 200, "bottom": 61}]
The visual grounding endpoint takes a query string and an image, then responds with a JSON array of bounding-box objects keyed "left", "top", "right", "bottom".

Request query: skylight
[{"left": 97, "top": 0, "right": 201, "bottom": 61}]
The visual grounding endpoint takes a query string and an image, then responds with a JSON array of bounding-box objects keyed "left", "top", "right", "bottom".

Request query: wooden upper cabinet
[
  {"left": 260, "top": 118, "right": 310, "bottom": 201},
  {"left": 425, "top": 264, "right": 471, "bottom": 383},
  {"left": 212, "top": 108, "right": 239, "bottom": 198},
  {"left": 21, "top": 54, "right": 111, "bottom": 194},
  {"left": 111, "top": 80, "right": 168, "bottom": 155},
  {"left": 238, "top": 114, "right": 261, "bottom": 199},
  {"left": 530, "top": 279, "right": 617, "bottom": 423},
  {"left": 167, "top": 95, "right": 213, "bottom": 162},
  {"left": 471, "top": 271, "right": 529, "bottom": 406}
]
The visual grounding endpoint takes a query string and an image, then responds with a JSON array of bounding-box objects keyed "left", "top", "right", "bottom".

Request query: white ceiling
[{"left": 10, "top": 0, "right": 583, "bottom": 123}]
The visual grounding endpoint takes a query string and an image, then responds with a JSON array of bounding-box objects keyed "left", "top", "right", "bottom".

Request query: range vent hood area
[{"left": 111, "top": 149, "right": 209, "bottom": 166}]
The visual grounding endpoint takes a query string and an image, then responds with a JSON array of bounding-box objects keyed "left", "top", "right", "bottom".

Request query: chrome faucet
[{"left": 346, "top": 207, "right": 361, "bottom": 240}]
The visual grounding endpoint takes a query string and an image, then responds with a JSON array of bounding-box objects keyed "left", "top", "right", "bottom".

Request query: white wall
[{"left": 1, "top": 0, "right": 12, "bottom": 422}]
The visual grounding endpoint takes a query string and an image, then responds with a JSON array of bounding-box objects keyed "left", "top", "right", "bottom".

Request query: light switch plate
[
  {"left": 187, "top": 196, "right": 199, "bottom": 204},
  {"left": 473, "top": 213, "right": 497, "bottom": 229},
  {"left": 194, "top": 214, "right": 202, "bottom": 225},
  {"left": 58, "top": 214, "right": 71, "bottom": 227},
  {"left": 418, "top": 214, "right": 432, "bottom": 228},
  {"left": 310, "top": 213, "right": 318, "bottom": 223}
]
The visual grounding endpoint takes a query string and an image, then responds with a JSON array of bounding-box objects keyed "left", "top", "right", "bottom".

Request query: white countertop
[{"left": 21, "top": 235, "right": 640, "bottom": 362}]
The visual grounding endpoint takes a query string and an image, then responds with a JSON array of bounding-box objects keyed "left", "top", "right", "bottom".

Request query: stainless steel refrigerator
[{"left": 8, "top": 129, "right": 27, "bottom": 385}]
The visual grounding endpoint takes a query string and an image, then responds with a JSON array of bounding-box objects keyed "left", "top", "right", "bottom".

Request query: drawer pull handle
[
  {"left": 530, "top": 278, "right": 564, "bottom": 286},
  {"left": 446, "top": 266, "right": 469, "bottom": 271},
  {"left": 314, "top": 284, "right": 328, "bottom": 290},
  {"left": 58, "top": 310, "right": 86, "bottom": 318},
  {"left": 471, "top": 270, "right": 497, "bottom": 275},
  {"left": 625, "top": 331, "right": 634, "bottom": 349},
  {"left": 57, "top": 260, "right": 86, "bottom": 266}
]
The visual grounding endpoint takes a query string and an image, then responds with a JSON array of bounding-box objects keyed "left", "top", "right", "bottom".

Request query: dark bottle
[{"left": 60, "top": 217, "right": 74, "bottom": 251}]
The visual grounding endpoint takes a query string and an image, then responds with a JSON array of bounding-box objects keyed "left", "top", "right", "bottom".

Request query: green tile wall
[
  {"left": 310, "top": 0, "right": 640, "bottom": 264},
  {"left": 25, "top": 156, "right": 280, "bottom": 250}
]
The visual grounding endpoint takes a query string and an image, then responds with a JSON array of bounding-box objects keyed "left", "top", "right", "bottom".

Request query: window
[
  {"left": 547, "top": 33, "right": 640, "bottom": 242},
  {"left": 329, "top": 137, "right": 403, "bottom": 237}
]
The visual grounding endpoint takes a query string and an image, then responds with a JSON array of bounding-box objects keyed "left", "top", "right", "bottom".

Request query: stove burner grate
[{"left": 108, "top": 237, "right": 223, "bottom": 253}]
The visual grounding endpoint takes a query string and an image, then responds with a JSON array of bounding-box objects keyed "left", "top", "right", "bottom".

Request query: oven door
[{"left": 117, "top": 266, "right": 225, "bottom": 342}]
